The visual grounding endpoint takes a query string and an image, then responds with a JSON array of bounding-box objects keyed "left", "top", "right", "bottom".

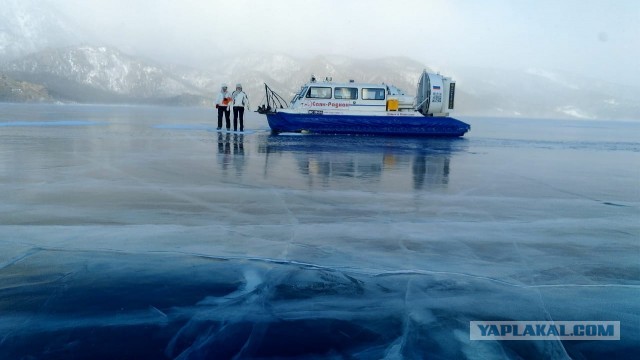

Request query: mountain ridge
[
  {"left": 0, "top": 0, "right": 83, "bottom": 61},
  {"left": 1, "top": 45, "right": 638, "bottom": 120}
]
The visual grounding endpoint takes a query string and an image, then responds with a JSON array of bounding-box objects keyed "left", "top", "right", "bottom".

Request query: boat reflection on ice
[{"left": 257, "top": 133, "right": 465, "bottom": 191}]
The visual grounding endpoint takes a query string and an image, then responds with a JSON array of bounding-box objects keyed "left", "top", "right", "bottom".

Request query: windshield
[{"left": 291, "top": 86, "right": 307, "bottom": 103}]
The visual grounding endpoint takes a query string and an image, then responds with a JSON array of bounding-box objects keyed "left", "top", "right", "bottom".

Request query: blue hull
[{"left": 266, "top": 112, "right": 470, "bottom": 137}]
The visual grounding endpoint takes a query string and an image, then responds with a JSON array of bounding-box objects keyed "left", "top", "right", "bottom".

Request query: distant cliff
[{"left": 0, "top": 73, "right": 52, "bottom": 102}]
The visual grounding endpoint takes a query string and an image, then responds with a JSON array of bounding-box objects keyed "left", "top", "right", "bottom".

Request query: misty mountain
[
  {"left": 202, "top": 54, "right": 639, "bottom": 120},
  {"left": 178, "top": 54, "right": 433, "bottom": 107},
  {"left": 1, "top": 48, "right": 433, "bottom": 107},
  {"left": 4, "top": 46, "right": 209, "bottom": 105},
  {"left": 0, "top": 0, "right": 637, "bottom": 119},
  {"left": 1, "top": 44, "right": 638, "bottom": 120},
  {"left": 0, "top": 0, "right": 82, "bottom": 61},
  {"left": 451, "top": 66, "right": 640, "bottom": 120}
]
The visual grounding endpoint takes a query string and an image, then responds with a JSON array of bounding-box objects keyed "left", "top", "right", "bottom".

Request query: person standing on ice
[
  {"left": 231, "top": 83, "right": 249, "bottom": 132},
  {"left": 215, "top": 84, "right": 232, "bottom": 130}
]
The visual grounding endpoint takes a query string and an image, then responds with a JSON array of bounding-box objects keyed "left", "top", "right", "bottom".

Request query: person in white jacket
[
  {"left": 215, "top": 84, "right": 232, "bottom": 130},
  {"left": 231, "top": 83, "right": 249, "bottom": 132}
]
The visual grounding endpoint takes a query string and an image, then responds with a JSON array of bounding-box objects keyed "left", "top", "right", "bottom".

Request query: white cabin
[
  {"left": 289, "top": 79, "right": 415, "bottom": 114},
  {"left": 287, "top": 73, "right": 454, "bottom": 117}
]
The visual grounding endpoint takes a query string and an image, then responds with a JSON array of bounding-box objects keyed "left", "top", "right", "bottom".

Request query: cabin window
[
  {"left": 362, "top": 88, "right": 386, "bottom": 100},
  {"left": 306, "top": 87, "right": 332, "bottom": 99},
  {"left": 334, "top": 87, "right": 358, "bottom": 100}
]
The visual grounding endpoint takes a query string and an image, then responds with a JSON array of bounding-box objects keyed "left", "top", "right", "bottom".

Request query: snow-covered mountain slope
[
  {"left": 0, "top": 0, "right": 82, "bottom": 61},
  {"left": 4, "top": 46, "right": 207, "bottom": 102}
]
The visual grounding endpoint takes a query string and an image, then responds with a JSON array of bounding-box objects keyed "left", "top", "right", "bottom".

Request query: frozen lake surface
[{"left": 0, "top": 104, "right": 638, "bottom": 359}]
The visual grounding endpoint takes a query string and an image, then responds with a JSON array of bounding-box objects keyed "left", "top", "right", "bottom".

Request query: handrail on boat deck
[{"left": 257, "top": 83, "right": 289, "bottom": 114}]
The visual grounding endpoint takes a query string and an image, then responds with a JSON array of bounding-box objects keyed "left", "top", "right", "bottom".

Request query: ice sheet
[{"left": 0, "top": 104, "right": 638, "bottom": 358}]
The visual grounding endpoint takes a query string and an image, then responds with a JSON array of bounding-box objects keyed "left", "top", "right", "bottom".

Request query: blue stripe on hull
[{"left": 266, "top": 112, "right": 471, "bottom": 137}]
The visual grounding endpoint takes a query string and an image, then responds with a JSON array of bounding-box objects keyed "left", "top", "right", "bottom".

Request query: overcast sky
[{"left": 54, "top": 0, "right": 639, "bottom": 84}]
